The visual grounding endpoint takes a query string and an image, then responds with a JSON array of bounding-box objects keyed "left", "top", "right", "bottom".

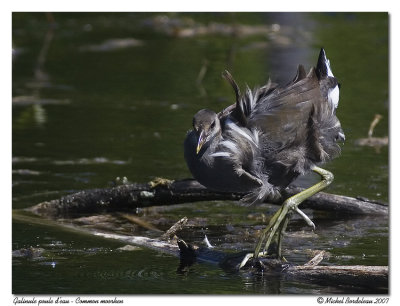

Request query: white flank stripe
[
  {"left": 252, "top": 129, "right": 259, "bottom": 145},
  {"left": 209, "top": 152, "right": 231, "bottom": 157},
  {"left": 221, "top": 140, "right": 238, "bottom": 153},
  {"left": 226, "top": 121, "right": 257, "bottom": 146},
  {"left": 328, "top": 85, "right": 340, "bottom": 110}
]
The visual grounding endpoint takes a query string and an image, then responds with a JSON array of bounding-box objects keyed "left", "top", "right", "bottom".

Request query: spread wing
[
  {"left": 221, "top": 49, "right": 344, "bottom": 171},
  {"left": 248, "top": 66, "right": 320, "bottom": 144}
]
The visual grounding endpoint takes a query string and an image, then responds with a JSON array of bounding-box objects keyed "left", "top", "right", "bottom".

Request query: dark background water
[{"left": 12, "top": 12, "right": 388, "bottom": 294}]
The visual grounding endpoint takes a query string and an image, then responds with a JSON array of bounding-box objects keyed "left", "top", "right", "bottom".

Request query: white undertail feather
[
  {"left": 328, "top": 85, "right": 340, "bottom": 111},
  {"left": 325, "top": 58, "right": 334, "bottom": 77},
  {"left": 324, "top": 53, "right": 340, "bottom": 111}
]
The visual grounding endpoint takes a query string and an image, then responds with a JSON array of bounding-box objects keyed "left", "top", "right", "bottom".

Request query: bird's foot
[
  {"left": 252, "top": 197, "right": 315, "bottom": 261},
  {"left": 248, "top": 167, "right": 332, "bottom": 267},
  {"left": 284, "top": 197, "right": 316, "bottom": 229},
  {"left": 293, "top": 206, "right": 315, "bottom": 229}
]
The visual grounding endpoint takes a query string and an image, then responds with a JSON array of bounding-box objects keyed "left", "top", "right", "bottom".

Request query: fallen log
[
  {"left": 27, "top": 178, "right": 388, "bottom": 218},
  {"left": 284, "top": 265, "right": 388, "bottom": 290}
]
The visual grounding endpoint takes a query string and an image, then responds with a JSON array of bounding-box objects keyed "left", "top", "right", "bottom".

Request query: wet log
[
  {"left": 27, "top": 178, "right": 388, "bottom": 218},
  {"left": 284, "top": 265, "right": 388, "bottom": 290},
  {"left": 96, "top": 230, "right": 388, "bottom": 291}
]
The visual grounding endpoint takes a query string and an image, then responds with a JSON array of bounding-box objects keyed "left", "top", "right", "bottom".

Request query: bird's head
[{"left": 192, "top": 109, "right": 221, "bottom": 154}]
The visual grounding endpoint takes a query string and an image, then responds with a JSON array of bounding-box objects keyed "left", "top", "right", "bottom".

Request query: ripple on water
[{"left": 76, "top": 266, "right": 165, "bottom": 281}]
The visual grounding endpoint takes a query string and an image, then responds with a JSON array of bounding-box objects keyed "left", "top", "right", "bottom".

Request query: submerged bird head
[{"left": 192, "top": 109, "right": 221, "bottom": 154}]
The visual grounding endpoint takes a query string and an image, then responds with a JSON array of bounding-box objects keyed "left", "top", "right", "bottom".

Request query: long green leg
[
  {"left": 276, "top": 214, "right": 290, "bottom": 259},
  {"left": 253, "top": 166, "right": 334, "bottom": 260},
  {"left": 238, "top": 207, "right": 291, "bottom": 269}
]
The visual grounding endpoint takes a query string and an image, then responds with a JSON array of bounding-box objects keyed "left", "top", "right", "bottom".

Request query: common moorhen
[{"left": 184, "top": 48, "right": 344, "bottom": 266}]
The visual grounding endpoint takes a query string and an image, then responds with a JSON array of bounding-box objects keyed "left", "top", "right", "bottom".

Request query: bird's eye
[{"left": 210, "top": 121, "right": 215, "bottom": 129}]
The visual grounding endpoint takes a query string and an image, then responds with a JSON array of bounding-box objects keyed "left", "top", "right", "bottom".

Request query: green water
[{"left": 12, "top": 12, "right": 388, "bottom": 294}]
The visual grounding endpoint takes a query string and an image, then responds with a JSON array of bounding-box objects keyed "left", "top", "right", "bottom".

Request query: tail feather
[
  {"left": 292, "top": 64, "right": 307, "bottom": 84},
  {"left": 316, "top": 48, "right": 334, "bottom": 79}
]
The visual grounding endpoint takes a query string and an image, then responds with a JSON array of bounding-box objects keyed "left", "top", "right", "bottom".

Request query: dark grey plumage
[{"left": 184, "top": 48, "right": 344, "bottom": 204}]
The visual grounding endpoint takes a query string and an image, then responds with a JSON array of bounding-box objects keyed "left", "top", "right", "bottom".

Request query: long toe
[{"left": 294, "top": 207, "right": 315, "bottom": 229}]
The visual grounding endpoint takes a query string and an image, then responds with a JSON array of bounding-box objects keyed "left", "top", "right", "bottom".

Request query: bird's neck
[
  {"left": 199, "top": 133, "right": 222, "bottom": 166},
  {"left": 208, "top": 133, "right": 222, "bottom": 151}
]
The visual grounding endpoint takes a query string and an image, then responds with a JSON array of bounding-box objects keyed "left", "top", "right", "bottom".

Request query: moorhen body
[{"left": 184, "top": 48, "right": 344, "bottom": 266}]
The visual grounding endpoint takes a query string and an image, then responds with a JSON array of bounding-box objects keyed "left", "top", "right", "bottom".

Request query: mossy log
[{"left": 27, "top": 178, "right": 388, "bottom": 218}]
